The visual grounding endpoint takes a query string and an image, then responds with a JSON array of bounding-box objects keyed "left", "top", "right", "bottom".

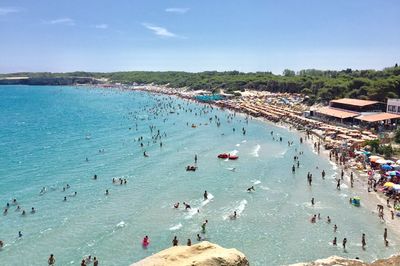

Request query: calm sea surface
[{"left": 0, "top": 85, "right": 397, "bottom": 265}]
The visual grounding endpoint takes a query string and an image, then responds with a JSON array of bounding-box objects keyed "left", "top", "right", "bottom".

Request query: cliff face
[
  {"left": 132, "top": 241, "right": 249, "bottom": 266},
  {"left": 290, "top": 255, "right": 400, "bottom": 266}
]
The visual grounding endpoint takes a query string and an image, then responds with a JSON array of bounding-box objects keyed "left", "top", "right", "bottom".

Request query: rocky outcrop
[
  {"left": 290, "top": 255, "right": 400, "bottom": 266},
  {"left": 132, "top": 241, "right": 249, "bottom": 266}
]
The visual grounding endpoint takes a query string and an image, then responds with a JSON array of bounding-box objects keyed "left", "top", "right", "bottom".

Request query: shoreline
[{"left": 127, "top": 85, "right": 400, "bottom": 242}]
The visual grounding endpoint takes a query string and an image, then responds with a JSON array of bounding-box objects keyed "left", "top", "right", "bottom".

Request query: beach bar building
[{"left": 314, "top": 98, "right": 400, "bottom": 129}]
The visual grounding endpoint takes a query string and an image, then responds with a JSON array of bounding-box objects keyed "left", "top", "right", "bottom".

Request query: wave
[
  {"left": 169, "top": 223, "right": 183, "bottom": 231},
  {"left": 201, "top": 193, "right": 214, "bottom": 207},
  {"left": 229, "top": 150, "right": 239, "bottom": 156},
  {"left": 250, "top": 144, "right": 261, "bottom": 157},
  {"left": 116, "top": 221, "right": 126, "bottom": 228},
  {"left": 329, "top": 161, "right": 338, "bottom": 170},
  {"left": 223, "top": 199, "right": 247, "bottom": 220},
  {"left": 185, "top": 193, "right": 214, "bottom": 220}
]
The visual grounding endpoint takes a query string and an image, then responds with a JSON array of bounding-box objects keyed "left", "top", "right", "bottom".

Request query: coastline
[{"left": 128, "top": 85, "right": 400, "bottom": 244}]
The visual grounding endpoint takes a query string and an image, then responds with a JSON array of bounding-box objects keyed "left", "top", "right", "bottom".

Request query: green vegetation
[{"left": 1, "top": 65, "right": 400, "bottom": 103}]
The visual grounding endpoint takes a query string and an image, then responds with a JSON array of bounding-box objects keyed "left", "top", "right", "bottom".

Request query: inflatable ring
[{"left": 367, "top": 171, "right": 372, "bottom": 176}]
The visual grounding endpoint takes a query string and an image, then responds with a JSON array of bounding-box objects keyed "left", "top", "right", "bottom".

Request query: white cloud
[
  {"left": 95, "top": 24, "right": 108, "bottom": 29},
  {"left": 0, "top": 7, "right": 20, "bottom": 16},
  {"left": 46, "top": 18, "right": 75, "bottom": 26},
  {"left": 142, "top": 23, "right": 176, "bottom": 38},
  {"left": 165, "top": 7, "right": 189, "bottom": 14}
]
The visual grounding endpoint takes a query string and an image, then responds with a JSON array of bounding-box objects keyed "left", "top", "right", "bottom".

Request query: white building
[{"left": 387, "top": 99, "right": 400, "bottom": 114}]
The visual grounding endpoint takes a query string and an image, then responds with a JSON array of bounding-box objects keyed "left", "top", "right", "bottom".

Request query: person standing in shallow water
[
  {"left": 204, "top": 190, "right": 208, "bottom": 200},
  {"left": 362, "top": 233, "right": 366, "bottom": 250},
  {"left": 48, "top": 254, "right": 55, "bottom": 265},
  {"left": 342, "top": 238, "right": 347, "bottom": 250},
  {"left": 172, "top": 236, "right": 178, "bottom": 246}
]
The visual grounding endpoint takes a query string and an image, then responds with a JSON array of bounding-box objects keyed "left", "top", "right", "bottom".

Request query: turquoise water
[{"left": 0, "top": 85, "right": 397, "bottom": 266}]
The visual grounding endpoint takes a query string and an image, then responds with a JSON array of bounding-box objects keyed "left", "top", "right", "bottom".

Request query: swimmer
[
  {"left": 183, "top": 202, "right": 191, "bottom": 210},
  {"left": 332, "top": 237, "right": 337, "bottom": 246},
  {"left": 342, "top": 238, "right": 347, "bottom": 250},
  {"left": 93, "top": 257, "right": 98, "bottom": 266},
  {"left": 247, "top": 186, "right": 255, "bottom": 192},
  {"left": 21, "top": 210, "right": 26, "bottom": 215},
  {"left": 0, "top": 240, "right": 4, "bottom": 249},
  {"left": 93, "top": 174, "right": 97, "bottom": 180},
  {"left": 63, "top": 196, "right": 67, "bottom": 201},
  {"left": 3, "top": 208, "right": 7, "bottom": 215},
  {"left": 31, "top": 207, "right": 35, "bottom": 214},
  {"left": 311, "top": 198, "right": 315, "bottom": 206},
  {"left": 230, "top": 211, "right": 237, "bottom": 219},
  {"left": 143, "top": 151, "right": 149, "bottom": 157},
  {"left": 142, "top": 236, "right": 150, "bottom": 247},
  {"left": 173, "top": 202, "right": 179, "bottom": 209},
  {"left": 228, "top": 167, "right": 236, "bottom": 172},
  {"left": 327, "top": 216, "right": 331, "bottom": 223},
  {"left": 334, "top": 224, "right": 337, "bottom": 233},
  {"left": 321, "top": 170, "right": 325, "bottom": 179},
  {"left": 105, "top": 189, "right": 109, "bottom": 195},
  {"left": 187, "top": 239, "right": 192, "bottom": 246},
  {"left": 18, "top": 231, "right": 22, "bottom": 238},
  {"left": 310, "top": 214, "right": 316, "bottom": 223},
  {"left": 66, "top": 184, "right": 70, "bottom": 189},
  {"left": 204, "top": 190, "right": 208, "bottom": 200},
  {"left": 196, "top": 234, "right": 202, "bottom": 241}
]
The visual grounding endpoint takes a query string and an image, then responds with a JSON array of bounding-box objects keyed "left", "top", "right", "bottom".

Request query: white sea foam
[
  {"left": 230, "top": 149, "right": 239, "bottom": 155},
  {"left": 251, "top": 144, "right": 261, "bottom": 157},
  {"left": 329, "top": 161, "right": 338, "bottom": 170},
  {"left": 169, "top": 223, "right": 183, "bottom": 231},
  {"left": 116, "top": 221, "right": 126, "bottom": 228},
  {"left": 259, "top": 186, "right": 270, "bottom": 190},
  {"left": 251, "top": 179, "right": 261, "bottom": 185},
  {"left": 185, "top": 193, "right": 214, "bottom": 220},
  {"left": 201, "top": 193, "right": 214, "bottom": 207},
  {"left": 223, "top": 199, "right": 247, "bottom": 220},
  {"left": 241, "top": 140, "right": 247, "bottom": 143},
  {"left": 235, "top": 143, "right": 240, "bottom": 147}
]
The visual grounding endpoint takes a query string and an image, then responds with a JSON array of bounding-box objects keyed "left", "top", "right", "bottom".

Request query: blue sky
[{"left": 0, "top": 0, "right": 399, "bottom": 73}]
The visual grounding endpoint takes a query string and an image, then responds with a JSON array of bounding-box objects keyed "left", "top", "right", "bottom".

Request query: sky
[{"left": 0, "top": 0, "right": 399, "bottom": 74}]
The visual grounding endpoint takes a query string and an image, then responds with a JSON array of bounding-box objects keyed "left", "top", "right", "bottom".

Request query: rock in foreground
[
  {"left": 290, "top": 255, "right": 400, "bottom": 266},
  {"left": 132, "top": 241, "right": 249, "bottom": 266}
]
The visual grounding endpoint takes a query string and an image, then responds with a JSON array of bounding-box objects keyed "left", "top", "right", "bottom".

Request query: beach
[{"left": 0, "top": 85, "right": 398, "bottom": 266}]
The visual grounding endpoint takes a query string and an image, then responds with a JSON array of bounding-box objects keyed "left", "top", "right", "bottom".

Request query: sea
[{"left": 0, "top": 85, "right": 397, "bottom": 265}]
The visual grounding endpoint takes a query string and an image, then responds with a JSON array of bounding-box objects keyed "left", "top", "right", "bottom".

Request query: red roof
[
  {"left": 330, "top": 98, "right": 379, "bottom": 107},
  {"left": 316, "top": 107, "right": 359, "bottom": 119},
  {"left": 355, "top": 113, "right": 400, "bottom": 122}
]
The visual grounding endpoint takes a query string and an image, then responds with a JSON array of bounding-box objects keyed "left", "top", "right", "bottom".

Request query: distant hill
[{"left": 1, "top": 65, "right": 399, "bottom": 104}]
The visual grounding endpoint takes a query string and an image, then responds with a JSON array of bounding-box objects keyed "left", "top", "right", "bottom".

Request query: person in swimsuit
[
  {"left": 48, "top": 254, "right": 55, "bottom": 265},
  {"left": 172, "top": 236, "right": 178, "bottom": 246}
]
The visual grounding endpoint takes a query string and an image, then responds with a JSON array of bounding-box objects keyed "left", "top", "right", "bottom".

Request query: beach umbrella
[
  {"left": 381, "top": 164, "right": 392, "bottom": 171},
  {"left": 386, "top": 160, "right": 395, "bottom": 164},
  {"left": 363, "top": 151, "right": 371, "bottom": 156},
  {"left": 384, "top": 182, "right": 395, "bottom": 187},
  {"left": 393, "top": 184, "right": 400, "bottom": 190},
  {"left": 387, "top": 171, "right": 397, "bottom": 176},
  {"left": 376, "top": 159, "right": 388, "bottom": 164},
  {"left": 369, "top": 156, "right": 383, "bottom": 162},
  {"left": 396, "top": 160, "right": 400, "bottom": 165}
]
